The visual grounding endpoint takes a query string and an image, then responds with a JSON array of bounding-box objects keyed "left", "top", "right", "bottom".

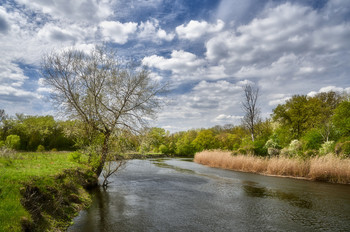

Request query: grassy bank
[
  {"left": 194, "top": 150, "right": 350, "bottom": 184},
  {"left": 0, "top": 152, "right": 97, "bottom": 231}
]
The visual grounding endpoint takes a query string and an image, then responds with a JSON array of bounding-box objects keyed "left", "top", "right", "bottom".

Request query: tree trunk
[{"left": 95, "top": 133, "right": 110, "bottom": 177}]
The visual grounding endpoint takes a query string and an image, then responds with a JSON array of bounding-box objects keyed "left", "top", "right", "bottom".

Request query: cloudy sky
[{"left": 1, "top": 0, "right": 350, "bottom": 132}]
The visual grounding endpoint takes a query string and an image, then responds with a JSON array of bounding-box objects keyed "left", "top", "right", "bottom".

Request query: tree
[
  {"left": 41, "top": 46, "right": 164, "bottom": 176},
  {"left": 333, "top": 100, "right": 350, "bottom": 137},
  {"left": 241, "top": 84, "right": 260, "bottom": 142}
]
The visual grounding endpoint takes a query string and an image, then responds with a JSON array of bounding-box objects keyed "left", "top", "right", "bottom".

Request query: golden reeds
[{"left": 194, "top": 150, "right": 350, "bottom": 184}]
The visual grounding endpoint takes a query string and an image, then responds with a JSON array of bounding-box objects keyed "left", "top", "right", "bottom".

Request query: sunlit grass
[
  {"left": 0, "top": 152, "right": 88, "bottom": 232},
  {"left": 194, "top": 150, "right": 350, "bottom": 184}
]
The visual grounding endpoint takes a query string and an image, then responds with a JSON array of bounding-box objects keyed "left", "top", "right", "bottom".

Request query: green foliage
[
  {"left": 335, "top": 141, "right": 350, "bottom": 158},
  {"left": 159, "top": 144, "right": 170, "bottom": 155},
  {"left": 333, "top": 100, "right": 350, "bottom": 137},
  {"left": 301, "top": 129, "right": 323, "bottom": 150},
  {"left": 288, "top": 140, "right": 303, "bottom": 157},
  {"left": 68, "top": 151, "right": 82, "bottom": 163},
  {"left": 36, "top": 145, "right": 45, "bottom": 152},
  {"left": 253, "top": 138, "right": 268, "bottom": 156},
  {"left": 319, "top": 141, "right": 335, "bottom": 155},
  {"left": 191, "top": 129, "right": 219, "bottom": 151},
  {"left": 5, "top": 134, "right": 20, "bottom": 150}
]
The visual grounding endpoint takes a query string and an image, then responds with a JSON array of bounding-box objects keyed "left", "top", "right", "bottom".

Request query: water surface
[{"left": 69, "top": 158, "right": 350, "bottom": 231}]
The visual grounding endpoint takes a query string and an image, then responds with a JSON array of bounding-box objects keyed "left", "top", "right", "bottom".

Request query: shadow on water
[{"left": 242, "top": 181, "right": 312, "bottom": 209}]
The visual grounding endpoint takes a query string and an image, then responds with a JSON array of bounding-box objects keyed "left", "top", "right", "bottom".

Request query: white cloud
[
  {"left": 307, "top": 86, "right": 350, "bottom": 97},
  {"left": 176, "top": 19, "right": 224, "bottom": 40},
  {"left": 213, "top": 114, "right": 243, "bottom": 123},
  {"left": 100, "top": 21, "right": 137, "bottom": 44},
  {"left": 138, "top": 19, "right": 175, "bottom": 42},
  {"left": 142, "top": 50, "right": 205, "bottom": 74},
  {"left": 15, "top": 0, "right": 112, "bottom": 23}
]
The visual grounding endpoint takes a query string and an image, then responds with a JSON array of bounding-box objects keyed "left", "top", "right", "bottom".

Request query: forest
[{"left": 1, "top": 90, "right": 350, "bottom": 159}]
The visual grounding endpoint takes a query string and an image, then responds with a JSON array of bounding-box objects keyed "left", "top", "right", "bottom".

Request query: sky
[{"left": 0, "top": 0, "right": 350, "bottom": 132}]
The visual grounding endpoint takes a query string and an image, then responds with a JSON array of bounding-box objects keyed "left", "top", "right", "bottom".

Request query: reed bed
[{"left": 194, "top": 150, "right": 350, "bottom": 184}]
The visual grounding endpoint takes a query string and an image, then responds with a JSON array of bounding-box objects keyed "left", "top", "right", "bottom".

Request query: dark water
[{"left": 68, "top": 158, "right": 350, "bottom": 232}]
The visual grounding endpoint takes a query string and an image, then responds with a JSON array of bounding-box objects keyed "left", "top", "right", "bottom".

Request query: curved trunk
[{"left": 95, "top": 133, "right": 110, "bottom": 177}]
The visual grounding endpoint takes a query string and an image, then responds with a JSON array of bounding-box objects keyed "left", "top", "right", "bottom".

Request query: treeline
[
  {"left": 1, "top": 91, "right": 349, "bottom": 157},
  {"left": 0, "top": 113, "right": 77, "bottom": 151},
  {"left": 139, "top": 91, "right": 350, "bottom": 158}
]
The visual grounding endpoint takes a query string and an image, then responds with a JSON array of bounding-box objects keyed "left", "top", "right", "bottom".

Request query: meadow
[
  {"left": 194, "top": 150, "right": 350, "bottom": 184},
  {"left": 0, "top": 151, "right": 96, "bottom": 232}
]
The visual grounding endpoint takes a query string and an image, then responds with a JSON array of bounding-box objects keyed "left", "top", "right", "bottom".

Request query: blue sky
[{"left": 0, "top": 0, "right": 350, "bottom": 132}]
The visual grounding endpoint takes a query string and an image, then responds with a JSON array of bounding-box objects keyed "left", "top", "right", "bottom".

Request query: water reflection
[
  {"left": 69, "top": 159, "right": 350, "bottom": 232},
  {"left": 242, "top": 181, "right": 312, "bottom": 209}
]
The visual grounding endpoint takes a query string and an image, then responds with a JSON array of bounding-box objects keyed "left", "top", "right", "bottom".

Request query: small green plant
[
  {"left": 68, "top": 152, "right": 82, "bottom": 163},
  {"left": 37, "top": 145, "right": 45, "bottom": 152}
]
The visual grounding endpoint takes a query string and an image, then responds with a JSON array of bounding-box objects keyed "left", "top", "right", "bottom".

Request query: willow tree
[{"left": 41, "top": 46, "right": 164, "bottom": 176}]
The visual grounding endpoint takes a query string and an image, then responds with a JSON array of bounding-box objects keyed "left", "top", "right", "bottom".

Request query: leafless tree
[
  {"left": 41, "top": 46, "right": 165, "bottom": 177},
  {"left": 241, "top": 84, "right": 260, "bottom": 142}
]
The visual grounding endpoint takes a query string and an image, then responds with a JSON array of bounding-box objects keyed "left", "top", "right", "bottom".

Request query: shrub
[
  {"left": 5, "top": 135, "right": 21, "bottom": 150},
  {"left": 319, "top": 141, "right": 335, "bottom": 156},
  {"left": 159, "top": 144, "right": 170, "bottom": 154},
  {"left": 237, "top": 148, "right": 247, "bottom": 155},
  {"left": 68, "top": 151, "right": 82, "bottom": 163},
  {"left": 268, "top": 147, "right": 280, "bottom": 157},
  {"left": 289, "top": 140, "right": 303, "bottom": 156},
  {"left": 37, "top": 145, "right": 45, "bottom": 152},
  {"left": 264, "top": 139, "right": 280, "bottom": 149},
  {"left": 253, "top": 139, "right": 268, "bottom": 156},
  {"left": 280, "top": 148, "right": 290, "bottom": 157},
  {"left": 304, "top": 150, "right": 317, "bottom": 158},
  {"left": 335, "top": 141, "right": 350, "bottom": 157}
]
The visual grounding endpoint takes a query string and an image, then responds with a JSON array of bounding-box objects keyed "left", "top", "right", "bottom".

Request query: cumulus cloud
[
  {"left": 15, "top": 0, "right": 112, "bottom": 23},
  {"left": 100, "top": 21, "right": 137, "bottom": 44},
  {"left": 307, "top": 86, "right": 350, "bottom": 97},
  {"left": 176, "top": 19, "right": 224, "bottom": 40},
  {"left": 138, "top": 19, "right": 175, "bottom": 42},
  {"left": 142, "top": 50, "right": 205, "bottom": 74}
]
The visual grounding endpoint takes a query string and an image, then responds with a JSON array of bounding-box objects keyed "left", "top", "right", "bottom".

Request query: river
[{"left": 68, "top": 158, "right": 350, "bottom": 232}]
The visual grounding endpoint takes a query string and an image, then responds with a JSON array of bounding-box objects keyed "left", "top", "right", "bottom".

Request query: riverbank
[
  {"left": 0, "top": 152, "right": 98, "bottom": 231},
  {"left": 194, "top": 150, "right": 350, "bottom": 184}
]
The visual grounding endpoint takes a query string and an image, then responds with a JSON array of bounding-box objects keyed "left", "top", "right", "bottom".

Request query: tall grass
[{"left": 194, "top": 150, "right": 350, "bottom": 184}]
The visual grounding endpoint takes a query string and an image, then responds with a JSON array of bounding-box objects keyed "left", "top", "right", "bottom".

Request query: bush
[
  {"left": 304, "top": 150, "right": 317, "bottom": 157},
  {"left": 268, "top": 147, "right": 280, "bottom": 156},
  {"left": 68, "top": 151, "right": 82, "bottom": 163},
  {"left": 319, "top": 141, "right": 335, "bottom": 156},
  {"left": 289, "top": 140, "right": 303, "bottom": 156},
  {"left": 237, "top": 148, "right": 247, "bottom": 155},
  {"left": 37, "top": 145, "right": 45, "bottom": 152},
  {"left": 5, "top": 135, "right": 21, "bottom": 150},
  {"left": 335, "top": 141, "right": 350, "bottom": 158},
  {"left": 159, "top": 144, "right": 170, "bottom": 154},
  {"left": 253, "top": 139, "right": 268, "bottom": 156}
]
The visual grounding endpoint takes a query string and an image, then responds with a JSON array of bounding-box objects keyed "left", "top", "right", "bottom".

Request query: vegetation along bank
[
  {"left": 194, "top": 150, "right": 350, "bottom": 184},
  {"left": 0, "top": 151, "right": 97, "bottom": 232}
]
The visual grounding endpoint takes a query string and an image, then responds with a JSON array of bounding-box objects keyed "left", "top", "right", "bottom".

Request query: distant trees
[{"left": 41, "top": 46, "right": 164, "bottom": 176}]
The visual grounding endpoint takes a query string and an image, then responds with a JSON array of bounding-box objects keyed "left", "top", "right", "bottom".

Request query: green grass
[{"left": 0, "top": 152, "right": 89, "bottom": 232}]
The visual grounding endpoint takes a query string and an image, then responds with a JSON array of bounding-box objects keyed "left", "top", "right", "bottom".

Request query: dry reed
[{"left": 194, "top": 150, "right": 350, "bottom": 184}]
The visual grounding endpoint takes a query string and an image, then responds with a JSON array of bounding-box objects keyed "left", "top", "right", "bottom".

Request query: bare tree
[
  {"left": 241, "top": 84, "right": 260, "bottom": 142},
  {"left": 41, "top": 46, "right": 165, "bottom": 177}
]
